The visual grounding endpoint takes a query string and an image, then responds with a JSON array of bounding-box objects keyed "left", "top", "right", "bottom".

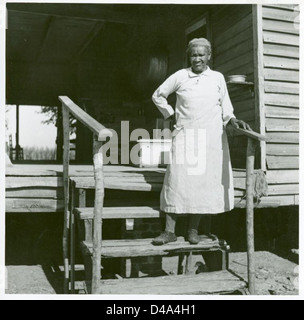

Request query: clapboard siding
[
  {"left": 267, "top": 132, "right": 299, "bottom": 144},
  {"left": 263, "top": 56, "right": 299, "bottom": 70},
  {"left": 264, "top": 94, "right": 299, "bottom": 108},
  {"left": 266, "top": 144, "right": 299, "bottom": 156},
  {"left": 264, "top": 44, "right": 299, "bottom": 58},
  {"left": 265, "top": 106, "right": 299, "bottom": 119},
  {"left": 266, "top": 118, "right": 299, "bottom": 132},
  {"left": 263, "top": 31, "right": 299, "bottom": 46},
  {"left": 262, "top": 19, "right": 299, "bottom": 35},
  {"left": 262, "top": 6, "right": 299, "bottom": 22},
  {"left": 264, "top": 69, "right": 299, "bottom": 83},
  {"left": 266, "top": 156, "right": 299, "bottom": 170},
  {"left": 264, "top": 81, "right": 299, "bottom": 95},
  {"left": 212, "top": 5, "right": 254, "bottom": 169},
  {"left": 261, "top": 5, "right": 299, "bottom": 177},
  {"left": 266, "top": 170, "right": 299, "bottom": 184}
]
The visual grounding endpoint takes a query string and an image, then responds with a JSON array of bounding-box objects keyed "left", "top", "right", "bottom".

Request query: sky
[{"left": 5, "top": 105, "right": 57, "bottom": 149}]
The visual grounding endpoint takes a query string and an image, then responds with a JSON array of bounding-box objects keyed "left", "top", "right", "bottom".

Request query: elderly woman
[{"left": 152, "top": 38, "right": 251, "bottom": 245}]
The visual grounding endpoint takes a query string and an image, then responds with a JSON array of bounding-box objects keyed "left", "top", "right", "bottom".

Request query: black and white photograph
[{"left": 0, "top": 0, "right": 302, "bottom": 299}]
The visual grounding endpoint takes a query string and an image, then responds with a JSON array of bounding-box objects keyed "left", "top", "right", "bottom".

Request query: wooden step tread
[
  {"left": 80, "top": 236, "right": 228, "bottom": 258},
  {"left": 75, "top": 206, "right": 163, "bottom": 220},
  {"left": 75, "top": 196, "right": 281, "bottom": 221},
  {"left": 71, "top": 176, "right": 163, "bottom": 191},
  {"left": 84, "top": 271, "right": 246, "bottom": 295}
]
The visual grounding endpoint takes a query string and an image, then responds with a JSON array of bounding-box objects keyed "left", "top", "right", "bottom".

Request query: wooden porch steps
[
  {"left": 75, "top": 206, "right": 162, "bottom": 220},
  {"left": 80, "top": 236, "right": 229, "bottom": 259},
  {"left": 82, "top": 271, "right": 247, "bottom": 295}
]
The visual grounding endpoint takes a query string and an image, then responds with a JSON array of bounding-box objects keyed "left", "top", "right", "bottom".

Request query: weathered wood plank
[
  {"left": 268, "top": 184, "right": 299, "bottom": 196},
  {"left": 87, "top": 236, "right": 223, "bottom": 248},
  {"left": 263, "top": 31, "right": 299, "bottom": 47},
  {"left": 231, "top": 99, "right": 255, "bottom": 114},
  {"left": 81, "top": 236, "right": 226, "bottom": 258},
  {"left": 265, "top": 93, "right": 299, "bottom": 108},
  {"left": 263, "top": 19, "right": 299, "bottom": 35},
  {"left": 267, "top": 132, "right": 299, "bottom": 144},
  {"left": 267, "top": 156, "right": 299, "bottom": 169},
  {"left": 218, "top": 63, "right": 254, "bottom": 80},
  {"left": 73, "top": 177, "right": 164, "bottom": 191},
  {"left": 236, "top": 195, "right": 295, "bottom": 207},
  {"left": 262, "top": 6, "right": 300, "bottom": 23},
  {"left": 265, "top": 106, "right": 299, "bottom": 120},
  {"left": 5, "top": 169, "right": 61, "bottom": 177},
  {"left": 266, "top": 144, "right": 299, "bottom": 156},
  {"left": 264, "top": 81, "right": 299, "bottom": 95},
  {"left": 59, "top": 96, "right": 112, "bottom": 140},
  {"left": 264, "top": 55, "right": 299, "bottom": 70},
  {"left": 263, "top": 43, "right": 299, "bottom": 58},
  {"left": 6, "top": 199, "right": 64, "bottom": 213},
  {"left": 214, "top": 39, "right": 253, "bottom": 67},
  {"left": 266, "top": 118, "right": 299, "bottom": 132},
  {"left": 215, "top": 27, "right": 253, "bottom": 55},
  {"left": 253, "top": 4, "right": 267, "bottom": 172},
  {"left": 212, "top": 4, "right": 252, "bottom": 34},
  {"left": 5, "top": 188, "right": 63, "bottom": 199},
  {"left": 267, "top": 170, "right": 299, "bottom": 184},
  {"left": 233, "top": 109, "right": 255, "bottom": 123},
  {"left": 76, "top": 206, "right": 162, "bottom": 220},
  {"left": 216, "top": 52, "right": 253, "bottom": 75},
  {"left": 214, "top": 13, "right": 253, "bottom": 46},
  {"left": 91, "top": 270, "right": 246, "bottom": 295},
  {"left": 264, "top": 69, "right": 299, "bottom": 83},
  {"left": 6, "top": 177, "right": 63, "bottom": 189},
  {"left": 233, "top": 128, "right": 267, "bottom": 142},
  {"left": 263, "top": 4, "right": 299, "bottom": 12}
]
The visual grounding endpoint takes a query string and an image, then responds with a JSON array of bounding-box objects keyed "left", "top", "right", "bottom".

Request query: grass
[{"left": 23, "top": 146, "right": 57, "bottom": 161}]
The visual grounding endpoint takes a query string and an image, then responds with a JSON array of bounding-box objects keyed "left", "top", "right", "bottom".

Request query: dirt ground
[{"left": 6, "top": 251, "right": 299, "bottom": 296}]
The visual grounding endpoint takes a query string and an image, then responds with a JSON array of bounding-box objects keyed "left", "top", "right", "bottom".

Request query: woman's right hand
[{"left": 167, "top": 114, "right": 176, "bottom": 130}]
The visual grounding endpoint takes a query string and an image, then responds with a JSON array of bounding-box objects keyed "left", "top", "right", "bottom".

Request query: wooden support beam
[
  {"left": 36, "top": 16, "right": 55, "bottom": 62},
  {"left": 252, "top": 4, "right": 266, "bottom": 170},
  {"left": 59, "top": 96, "right": 113, "bottom": 141},
  {"left": 7, "top": 6, "right": 147, "bottom": 25},
  {"left": 92, "top": 136, "right": 105, "bottom": 295},
  {"left": 62, "top": 105, "right": 70, "bottom": 294},
  {"left": 246, "top": 138, "right": 257, "bottom": 295}
]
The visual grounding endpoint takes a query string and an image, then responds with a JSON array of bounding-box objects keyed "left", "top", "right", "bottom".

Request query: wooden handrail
[
  {"left": 232, "top": 127, "right": 268, "bottom": 142},
  {"left": 59, "top": 96, "right": 113, "bottom": 140},
  {"left": 230, "top": 125, "right": 268, "bottom": 294}
]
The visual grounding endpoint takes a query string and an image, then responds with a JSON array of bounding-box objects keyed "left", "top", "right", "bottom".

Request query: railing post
[
  {"left": 62, "top": 105, "right": 70, "bottom": 294},
  {"left": 246, "top": 137, "right": 257, "bottom": 295},
  {"left": 92, "top": 135, "right": 105, "bottom": 294}
]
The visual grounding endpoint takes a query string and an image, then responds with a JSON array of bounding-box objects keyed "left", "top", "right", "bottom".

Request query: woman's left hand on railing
[{"left": 228, "top": 118, "right": 252, "bottom": 131}]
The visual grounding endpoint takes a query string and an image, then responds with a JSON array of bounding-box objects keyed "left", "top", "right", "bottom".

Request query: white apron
[{"left": 153, "top": 67, "right": 235, "bottom": 215}]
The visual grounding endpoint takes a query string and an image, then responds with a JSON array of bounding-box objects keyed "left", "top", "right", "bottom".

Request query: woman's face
[{"left": 189, "top": 46, "right": 211, "bottom": 74}]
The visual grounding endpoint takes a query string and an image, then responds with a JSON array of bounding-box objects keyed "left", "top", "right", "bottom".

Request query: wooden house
[
  {"left": 5, "top": 3, "right": 299, "bottom": 295},
  {"left": 6, "top": 3, "right": 299, "bottom": 208}
]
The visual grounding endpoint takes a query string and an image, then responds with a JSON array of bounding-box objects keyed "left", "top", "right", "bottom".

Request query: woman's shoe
[
  {"left": 188, "top": 229, "right": 200, "bottom": 245},
  {"left": 152, "top": 231, "right": 177, "bottom": 246}
]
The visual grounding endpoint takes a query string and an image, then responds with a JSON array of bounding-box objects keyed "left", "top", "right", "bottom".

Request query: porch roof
[{"left": 6, "top": 3, "right": 215, "bottom": 106}]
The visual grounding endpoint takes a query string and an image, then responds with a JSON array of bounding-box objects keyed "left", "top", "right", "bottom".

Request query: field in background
[{"left": 23, "top": 147, "right": 57, "bottom": 161}]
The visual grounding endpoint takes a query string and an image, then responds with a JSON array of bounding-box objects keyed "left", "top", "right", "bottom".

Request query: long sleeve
[
  {"left": 152, "top": 72, "right": 180, "bottom": 119},
  {"left": 220, "top": 74, "right": 236, "bottom": 127}
]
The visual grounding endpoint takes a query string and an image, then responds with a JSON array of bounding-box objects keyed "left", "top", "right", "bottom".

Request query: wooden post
[
  {"left": 70, "top": 183, "right": 76, "bottom": 294},
  {"left": 62, "top": 105, "right": 70, "bottom": 294},
  {"left": 246, "top": 138, "right": 257, "bottom": 295},
  {"left": 92, "top": 136, "right": 105, "bottom": 294},
  {"left": 56, "top": 107, "right": 63, "bottom": 162},
  {"left": 16, "top": 105, "right": 20, "bottom": 160},
  {"left": 185, "top": 251, "right": 193, "bottom": 275}
]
